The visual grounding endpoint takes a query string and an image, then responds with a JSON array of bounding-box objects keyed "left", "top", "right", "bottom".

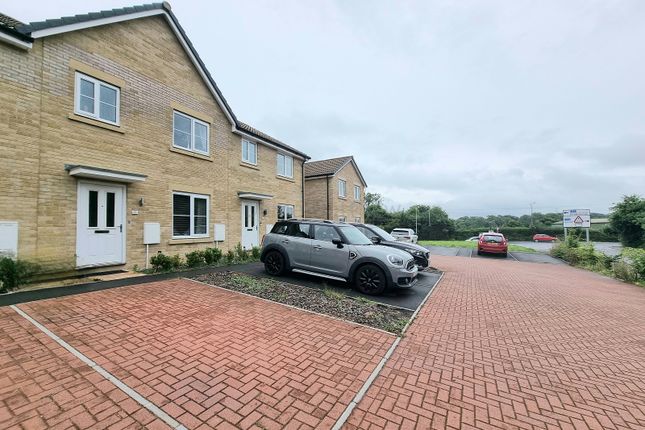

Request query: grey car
[{"left": 260, "top": 219, "right": 418, "bottom": 295}]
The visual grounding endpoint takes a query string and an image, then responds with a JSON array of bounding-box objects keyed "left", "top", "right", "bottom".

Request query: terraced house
[
  {"left": 304, "top": 156, "right": 367, "bottom": 223},
  {"left": 0, "top": 2, "right": 309, "bottom": 274}
]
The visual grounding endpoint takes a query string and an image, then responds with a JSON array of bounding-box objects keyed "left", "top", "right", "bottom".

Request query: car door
[
  {"left": 283, "top": 223, "right": 313, "bottom": 268},
  {"left": 309, "top": 224, "right": 350, "bottom": 277}
]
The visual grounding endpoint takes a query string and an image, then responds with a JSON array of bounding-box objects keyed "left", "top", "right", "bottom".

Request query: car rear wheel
[
  {"left": 355, "top": 264, "right": 386, "bottom": 295},
  {"left": 264, "top": 250, "right": 286, "bottom": 276}
]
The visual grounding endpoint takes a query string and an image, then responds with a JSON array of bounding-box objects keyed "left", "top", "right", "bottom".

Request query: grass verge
[{"left": 419, "top": 240, "right": 537, "bottom": 253}]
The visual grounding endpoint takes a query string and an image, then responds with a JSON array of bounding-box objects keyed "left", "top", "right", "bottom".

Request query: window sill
[
  {"left": 168, "top": 237, "right": 212, "bottom": 245},
  {"left": 68, "top": 113, "right": 124, "bottom": 134},
  {"left": 240, "top": 162, "right": 259, "bottom": 170},
  {"left": 338, "top": 196, "right": 347, "bottom": 200},
  {"left": 277, "top": 175, "right": 295, "bottom": 182},
  {"left": 169, "top": 147, "right": 213, "bottom": 161}
]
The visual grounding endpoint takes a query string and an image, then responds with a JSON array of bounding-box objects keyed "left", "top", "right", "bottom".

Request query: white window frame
[
  {"left": 241, "top": 139, "right": 257, "bottom": 165},
  {"left": 339, "top": 216, "right": 346, "bottom": 222},
  {"left": 354, "top": 217, "right": 361, "bottom": 223},
  {"left": 354, "top": 185, "right": 361, "bottom": 201},
  {"left": 277, "top": 204, "right": 295, "bottom": 220},
  {"left": 277, "top": 153, "right": 293, "bottom": 178},
  {"left": 338, "top": 180, "right": 347, "bottom": 198},
  {"left": 172, "top": 191, "right": 210, "bottom": 239},
  {"left": 74, "top": 72, "right": 120, "bottom": 125},
  {"left": 173, "top": 111, "right": 210, "bottom": 155}
]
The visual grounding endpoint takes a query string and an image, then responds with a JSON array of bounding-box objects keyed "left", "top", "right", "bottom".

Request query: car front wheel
[
  {"left": 264, "top": 250, "right": 286, "bottom": 276},
  {"left": 355, "top": 264, "right": 386, "bottom": 295}
]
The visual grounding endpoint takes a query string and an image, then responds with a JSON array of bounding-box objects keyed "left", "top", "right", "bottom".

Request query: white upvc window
[
  {"left": 173, "top": 111, "right": 209, "bottom": 155},
  {"left": 277, "top": 153, "right": 293, "bottom": 178},
  {"left": 338, "top": 180, "right": 347, "bottom": 198},
  {"left": 74, "top": 72, "right": 120, "bottom": 125},
  {"left": 277, "top": 204, "right": 294, "bottom": 220},
  {"left": 339, "top": 216, "right": 346, "bottom": 222},
  {"left": 354, "top": 217, "right": 361, "bottom": 222},
  {"left": 354, "top": 185, "right": 361, "bottom": 201},
  {"left": 242, "top": 139, "right": 257, "bottom": 164},
  {"left": 172, "top": 192, "right": 209, "bottom": 238}
]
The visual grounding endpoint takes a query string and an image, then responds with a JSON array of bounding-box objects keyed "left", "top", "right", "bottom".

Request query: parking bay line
[{"left": 10, "top": 304, "right": 188, "bottom": 430}]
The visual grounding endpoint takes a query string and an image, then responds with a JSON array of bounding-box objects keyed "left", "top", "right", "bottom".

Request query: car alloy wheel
[
  {"left": 264, "top": 251, "right": 284, "bottom": 276},
  {"left": 356, "top": 264, "right": 386, "bottom": 295}
]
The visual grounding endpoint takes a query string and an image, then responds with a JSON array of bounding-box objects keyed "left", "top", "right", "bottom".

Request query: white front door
[
  {"left": 241, "top": 200, "right": 259, "bottom": 249},
  {"left": 76, "top": 182, "right": 126, "bottom": 268}
]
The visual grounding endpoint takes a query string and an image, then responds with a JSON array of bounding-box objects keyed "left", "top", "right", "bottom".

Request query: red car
[
  {"left": 533, "top": 234, "right": 557, "bottom": 242},
  {"left": 477, "top": 233, "right": 508, "bottom": 257}
]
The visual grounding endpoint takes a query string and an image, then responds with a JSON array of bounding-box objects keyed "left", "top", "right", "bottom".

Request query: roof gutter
[{"left": 0, "top": 29, "right": 32, "bottom": 50}]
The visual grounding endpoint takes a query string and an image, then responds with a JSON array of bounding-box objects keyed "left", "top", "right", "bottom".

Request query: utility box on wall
[
  {"left": 0, "top": 221, "right": 18, "bottom": 258},
  {"left": 143, "top": 222, "right": 161, "bottom": 245},
  {"left": 214, "top": 223, "right": 225, "bottom": 242}
]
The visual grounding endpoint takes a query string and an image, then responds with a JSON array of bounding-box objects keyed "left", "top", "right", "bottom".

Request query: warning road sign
[{"left": 563, "top": 209, "right": 591, "bottom": 228}]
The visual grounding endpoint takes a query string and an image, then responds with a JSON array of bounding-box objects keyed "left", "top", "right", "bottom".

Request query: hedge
[{"left": 452, "top": 227, "right": 618, "bottom": 242}]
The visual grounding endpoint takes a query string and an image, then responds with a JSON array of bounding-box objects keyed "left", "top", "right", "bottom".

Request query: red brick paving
[
  {"left": 6, "top": 278, "right": 395, "bottom": 429},
  {"left": 0, "top": 307, "right": 166, "bottom": 430},
  {"left": 345, "top": 255, "right": 645, "bottom": 430}
]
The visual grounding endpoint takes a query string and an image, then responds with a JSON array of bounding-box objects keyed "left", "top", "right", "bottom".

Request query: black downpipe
[
  {"left": 326, "top": 176, "right": 330, "bottom": 220},
  {"left": 301, "top": 159, "right": 306, "bottom": 217}
]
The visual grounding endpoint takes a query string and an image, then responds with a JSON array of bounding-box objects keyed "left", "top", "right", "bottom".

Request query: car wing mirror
[
  {"left": 332, "top": 238, "right": 343, "bottom": 248},
  {"left": 371, "top": 236, "right": 381, "bottom": 244}
]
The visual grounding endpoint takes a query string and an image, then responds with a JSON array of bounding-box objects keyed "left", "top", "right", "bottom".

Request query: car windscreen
[
  {"left": 338, "top": 226, "right": 373, "bottom": 245},
  {"left": 482, "top": 234, "right": 503, "bottom": 243},
  {"left": 367, "top": 225, "right": 397, "bottom": 241}
]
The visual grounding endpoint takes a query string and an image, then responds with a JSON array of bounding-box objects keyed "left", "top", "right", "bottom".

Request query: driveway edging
[{"left": 330, "top": 271, "right": 444, "bottom": 430}]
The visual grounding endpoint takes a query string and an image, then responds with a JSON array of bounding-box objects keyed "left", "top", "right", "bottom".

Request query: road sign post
[{"left": 562, "top": 209, "right": 591, "bottom": 242}]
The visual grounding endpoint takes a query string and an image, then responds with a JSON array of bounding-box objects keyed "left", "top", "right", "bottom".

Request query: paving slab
[
  {"left": 345, "top": 255, "right": 645, "bottom": 430},
  {"left": 4, "top": 279, "right": 395, "bottom": 430}
]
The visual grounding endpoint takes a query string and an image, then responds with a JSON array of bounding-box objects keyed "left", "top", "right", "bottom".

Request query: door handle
[
  {"left": 119, "top": 224, "right": 123, "bottom": 233},
  {"left": 313, "top": 245, "right": 322, "bottom": 250},
  {"left": 281, "top": 239, "right": 289, "bottom": 244}
]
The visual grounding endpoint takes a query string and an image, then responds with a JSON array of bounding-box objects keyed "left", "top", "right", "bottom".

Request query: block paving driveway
[{"left": 2, "top": 256, "right": 644, "bottom": 429}]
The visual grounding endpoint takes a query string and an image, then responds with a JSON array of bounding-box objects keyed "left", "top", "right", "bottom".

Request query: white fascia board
[
  {"left": 68, "top": 166, "right": 146, "bottom": 183},
  {"left": 0, "top": 32, "right": 32, "bottom": 49},
  {"left": 233, "top": 127, "right": 307, "bottom": 160}
]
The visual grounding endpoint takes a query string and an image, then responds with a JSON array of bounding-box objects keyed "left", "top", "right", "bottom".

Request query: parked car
[
  {"left": 352, "top": 223, "right": 431, "bottom": 270},
  {"left": 261, "top": 219, "right": 418, "bottom": 295},
  {"left": 390, "top": 228, "right": 418, "bottom": 244},
  {"left": 477, "top": 233, "right": 508, "bottom": 257},
  {"left": 465, "top": 236, "right": 480, "bottom": 241},
  {"left": 533, "top": 233, "right": 557, "bottom": 242}
]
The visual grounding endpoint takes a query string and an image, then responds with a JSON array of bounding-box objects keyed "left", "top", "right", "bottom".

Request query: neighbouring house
[
  {"left": 0, "top": 2, "right": 309, "bottom": 274},
  {"left": 304, "top": 156, "right": 367, "bottom": 223}
]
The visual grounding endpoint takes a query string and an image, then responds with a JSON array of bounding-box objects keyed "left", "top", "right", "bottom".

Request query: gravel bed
[{"left": 192, "top": 271, "right": 413, "bottom": 334}]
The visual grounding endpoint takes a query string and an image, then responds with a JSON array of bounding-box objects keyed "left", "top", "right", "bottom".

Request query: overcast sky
[{"left": 5, "top": 0, "right": 644, "bottom": 217}]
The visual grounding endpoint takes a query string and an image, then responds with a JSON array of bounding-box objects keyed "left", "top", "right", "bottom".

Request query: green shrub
[
  {"left": 185, "top": 250, "right": 206, "bottom": 268},
  {"left": 612, "top": 260, "right": 637, "bottom": 282},
  {"left": 620, "top": 247, "right": 645, "bottom": 280},
  {"left": 203, "top": 247, "right": 222, "bottom": 265},
  {"left": 226, "top": 250, "right": 236, "bottom": 264},
  {"left": 234, "top": 243, "right": 248, "bottom": 261},
  {"left": 251, "top": 246, "right": 261, "bottom": 260},
  {"left": 0, "top": 257, "right": 39, "bottom": 293},
  {"left": 170, "top": 254, "right": 183, "bottom": 270},
  {"left": 150, "top": 252, "right": 173, "bottom": 271}
]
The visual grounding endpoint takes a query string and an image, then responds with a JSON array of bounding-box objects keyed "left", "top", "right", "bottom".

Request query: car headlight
[
  {"left": 387, "top": 254, "right": 404, "bottom": 266},
  {"left": 410, "top": 250, "right": 424, "bottom": 257}
]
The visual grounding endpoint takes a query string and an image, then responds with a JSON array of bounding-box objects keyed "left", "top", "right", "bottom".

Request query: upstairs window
[
  {"left": 75, "top": 72, "right": 120, "bottom": 125},
  {"left": 173, "top": 111, "right": 209, "bottom": 155},
  {"left": 242, "top": 139, "right": 257, "bottom": 164},
  {"left": 277, "top": 153, "right": 293, "bottom": 178},
  {"left": 354, "top": 185, "right": 361, "bottom": 201},
  {"left": 338, "top": 180, "right": 347, "bottom": 198}
]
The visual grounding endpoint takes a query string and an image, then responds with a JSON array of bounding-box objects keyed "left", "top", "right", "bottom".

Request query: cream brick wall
[
  {"left": 332, "top": 162, "right": 365, "bottom": 222},
  {"left": 0, "top": 16, "right": 304, "bottom": 273},
  {"left": 304, "top": 162, "right": 365, "bottom": 222}
]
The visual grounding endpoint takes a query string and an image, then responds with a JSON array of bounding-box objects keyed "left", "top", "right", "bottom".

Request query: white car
[{"left": 390, "top": 228, "right": 418, "bottom": 244}]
